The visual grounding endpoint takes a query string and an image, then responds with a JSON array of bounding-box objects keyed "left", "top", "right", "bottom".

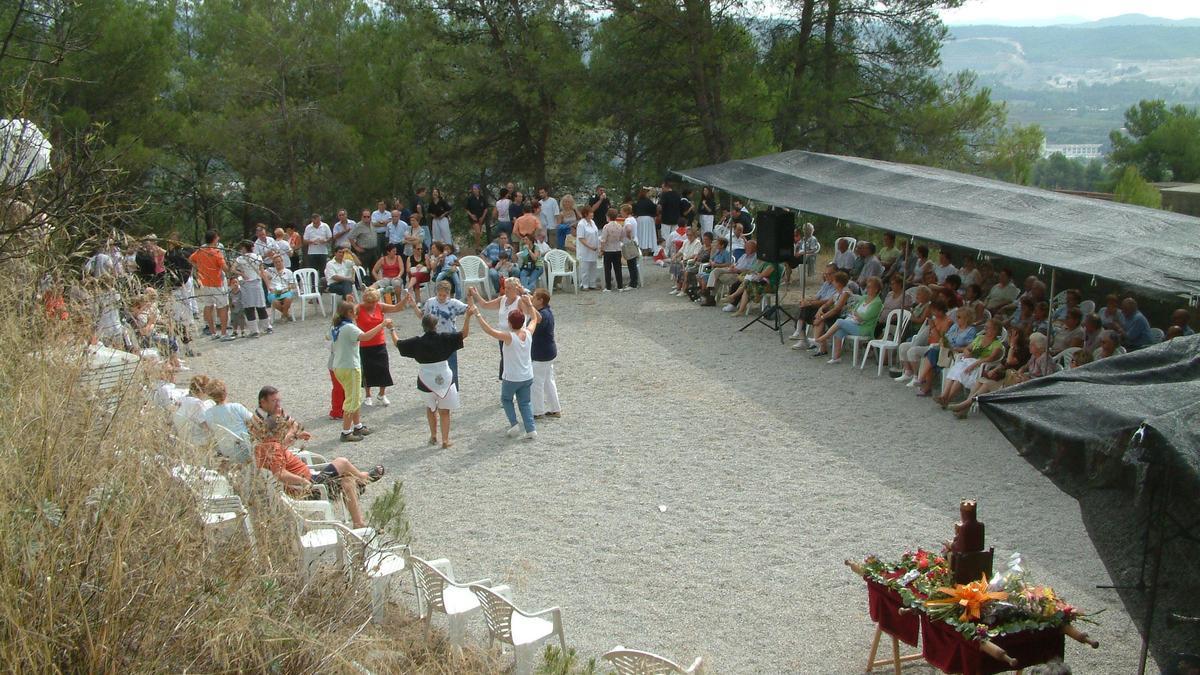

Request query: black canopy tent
[
  {"left": 673, "top": 150, "right": 1200, "bottom": 299},
  {"left": 978, "top": 334, "right": 1200, "bottom": 674}
]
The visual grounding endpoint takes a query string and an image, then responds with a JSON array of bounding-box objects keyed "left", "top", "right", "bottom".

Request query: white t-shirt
[
  {"left": 498, "top": 293, "right": 523, "bottom": 325},
  {"left": 501, "top": 329, "right": 534, "bottom": 382},
  {"left": 371, "top": 209, "right": 391, "bottom": 229},
  {"left": 422, "top": 297, "right": 468, "bottom": 334},
  {"left": 496, "top": 198, "right": 512, "bottom": 223},
  {"left": 623, "top": 216, "right": 637, "bottom": 242},
  {"left": 325, "top": 258, "right": 356, "bottom": 283},
  {"left": 204, "top": 402, "right": 253, "bottom": 440},
  {"left": 576, "top": 219, "right": 599, "bottom": 262},
  {"left": 539, "top": 197, "right": 560, "bottom": 231},
  {"left": 265, "top": 267, "right": 295, "bottom": 293},
  {"left": 332, "top": 219, "right": 355, "bottom": 247},
  {"left": 271, "top": 239, "right": 292, "bottom": 267},
  {"left": 304, "top": 222, "right": 332, "bottom": 255},
  {"left": 933, "top": 263, "right": 958, "bottom": 284},
  {"left": 252, "top": 237, "right": 277, "bottom": 260}
]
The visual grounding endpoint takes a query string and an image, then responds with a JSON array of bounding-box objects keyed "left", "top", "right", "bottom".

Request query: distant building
[{"left": 1041, "top": 143, "right": 1105, "bottom": 160}]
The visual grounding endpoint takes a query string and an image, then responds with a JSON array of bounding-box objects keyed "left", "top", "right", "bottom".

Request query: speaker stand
[{"left": 739, "top": 285, "right": 795, "bottom": 344}]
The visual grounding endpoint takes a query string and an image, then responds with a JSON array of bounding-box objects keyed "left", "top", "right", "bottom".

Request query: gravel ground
[{"left": 193, "top": 265, "right": 1150, "bottom": 673}]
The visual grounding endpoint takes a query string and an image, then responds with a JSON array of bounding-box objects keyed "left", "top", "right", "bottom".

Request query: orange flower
[{"left": 925, "top": 574, "right": 1009, "bottom": 622}]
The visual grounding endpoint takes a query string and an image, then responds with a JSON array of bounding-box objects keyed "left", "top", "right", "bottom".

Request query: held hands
[{"left": 384, "top": 318, "right": 394, "bottom": 328}]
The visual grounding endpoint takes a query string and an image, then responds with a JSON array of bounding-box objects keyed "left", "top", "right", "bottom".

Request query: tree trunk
[
  {"left": 820, "top": 0, "right": 840, "bottom": 153},
  {"left": 775, "top": 0, "right": 816, "bottom": 149},
  {"left": 683, "top": 0, "right": 732, "bottom": 162}
]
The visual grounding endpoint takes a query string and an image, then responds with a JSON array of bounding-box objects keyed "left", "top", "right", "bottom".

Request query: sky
[{"left": 940, "top": 0, "right": 1198, "bottom": 25}]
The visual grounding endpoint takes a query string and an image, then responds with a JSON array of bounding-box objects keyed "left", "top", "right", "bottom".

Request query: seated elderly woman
[
  {"left": 894, "top": 292, "right": 944, "bottom": 384},
  {"left": 1050, "top": 307, "right": 1085, "bottom": 355},
  {"left": 253, "top": 414, "right": 383, "bottom": 529},
  {"left": 879, "top": 274, "right": 908, "bottom": 327},
  {"left": 721, "top": 256, "right": 778, "bottom": 317},
  {"left": 803, "top": 270, "right": 854, "bottom": 351},
  {"left": 936, "top": 318, "right": 1005, "bottom": 408},
  {"left": 1092, "top": 329, "right": 1124, "bottom": 360},
  {"left": 915, "top": 306, "right": 977, "bottom": 397},
  {"left": 813, "top": 276, "right": 883, "bottom": 364},
  {"left": 949, "top": 330, "right": 1055, "bottom": 418},
  {"left": 668, "top": 226, "right": 704, "bottom": 296}
]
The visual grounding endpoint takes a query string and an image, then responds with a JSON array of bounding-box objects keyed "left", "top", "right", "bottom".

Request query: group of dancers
[{"left": 326, "top": 278, "right": 560, "bottom": 449}]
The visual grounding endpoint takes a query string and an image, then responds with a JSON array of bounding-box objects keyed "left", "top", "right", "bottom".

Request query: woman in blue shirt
[
  {"left": 529, "top": 288, "right": 560, "bottom": 418},
  {"left": 916, "top": 306, "right": 978, "bottom": 397}
]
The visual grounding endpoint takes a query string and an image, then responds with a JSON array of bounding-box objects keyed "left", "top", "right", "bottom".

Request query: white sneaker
[
  {"left": 363, "top": 397, "right": 374, "bottom": 407},
  {"left": 893, "top": 373, "right": 912, "bottom": 384},
  {"left": 789, "top": 330, "right": 804, "bottom": 340},
  {"left": 827, "top": 357, "right": 842, "bottom": 364},
  {"left": 905, "top": 378, "right": 918, "bottom": 388},
  {"left": 791, "top": 338, "right": 811, "bottom": 350},
  {"left": 506, "top": 424, "right": 522, "bottom": 438},
  {"left": 377, "top": 394, "right": 390, "bottom": 406},
  {"left": 668, "top": 289, "right": 678, "bottom": 295},
  {"left": 722, "top": 304, "right": 735, "bottom": 312},
  {"left": 602, "top": 288, "right": 612, "bottom": 293},
  {"left": 523, "top": 431, "right": 538, "bottom": 441}
]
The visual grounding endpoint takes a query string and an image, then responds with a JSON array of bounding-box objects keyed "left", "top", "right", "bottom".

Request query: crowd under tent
[{"left": 673, "top": 150, "right": 1200, "bottom": 301}]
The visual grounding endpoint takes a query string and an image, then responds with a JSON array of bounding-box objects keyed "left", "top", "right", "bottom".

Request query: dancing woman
[
  {"left": 391, "top": 305, "right": 475, "bottom": 448},
  {"left": 329, "top": 301, "right": 392, "bottom": 441},
  {"left": 468, "top": 280, "right": 526, "bottom": 379},
  {"left": 357, "top": 288, "right": 404, "bottom": 407},
  {"left": 471, "top": 295, "right": 541, "bottom": 440}
]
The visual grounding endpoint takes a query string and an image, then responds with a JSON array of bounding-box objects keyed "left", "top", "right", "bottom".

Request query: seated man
[
  {"left": 1116, "top": 297, "right": 1155, "bottom": 349},
  {"left": 254, "top": 414, "right": 382, "bottom": 529},
  {"left": 855, "top": 241, "right": 884, "bottom": 289},
  {"left": 324, "top": 245, "right": 359, "bottom": 299},
  {"left": 712, "top": 239, "right": 759, "bottom": 304},
  {"left": 481, "top": 233, "right": 515, "bottom": 292},
  {"left": 790, "top": 264, "right": 839, "bottom": 348},
  {"left": 985, "top": 268, "right": 1019, "bottom": 317},
  {"left": 721, "top": 254, "right": 777, "bottom": 317},
  {"left": 253, "top": 385, "right": 312, "bottom": 442},
  {"left": 1166, "top": 308, "right": 1196, "bottom": 340},
  {"left": 832, "top": 237, "right": 855, "bottom": 273}
]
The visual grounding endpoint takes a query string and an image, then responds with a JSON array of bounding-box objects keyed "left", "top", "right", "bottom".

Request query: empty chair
[
  {"left": 211, "top": 423, "right": 252, "bottom": 464},
  {"left": 458, "top": 256, "right": 491, "bottom": 300},
  {"left": 411, "top": 556, "right": 511, "bottom": 650},
  {"left": 353, "top": 266, "right": 370, "bottom": 302},
  {"left": 293, "top": 268, "right": 325, "bottom": 320},
  {"left": 282, "top": 495, "right": 379, "bottom": 583},
  {"left": 861, "top": 309, "right": 912, "bottom": 376},
  {"left": 603, "top": 646, "right": 703, "bottom": 675},
  {"left": 542, "top": 249, "right": 578, "bottom": 295},
  {"left": 469, "top": 583, "right": 566, "bottom": 675}
]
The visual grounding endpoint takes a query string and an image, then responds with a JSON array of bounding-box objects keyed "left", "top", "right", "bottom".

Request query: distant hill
[{"left": 940, "top": 17, "right": 1200, "bottom": 145}]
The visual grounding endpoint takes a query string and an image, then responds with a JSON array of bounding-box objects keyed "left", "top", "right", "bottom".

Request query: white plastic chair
[
  {"left": 353, "top": 265, "right": 370, "bottom": 302},
  {"left": 469, "top": 583, "right": 566, "bottom": 675},
  {"left": 458, "top": 255, "right": 491, "bottom": 300},
  {"left": 1150, "top": 327, "right": 1165, "bottom": 344},
  {"left": 282, "top": 495, "right": 381, "bottom": 584},
  {"left": 1055, "top": 346, "right": 1082, "bottom": 369},
  {"left": 293, "top": 268, "right": 325, "bottom": 320},
  {"left": 835, "top": 236, "right": 857, "bottom": 255},
  {"left": 603, "top": 646, "right": 703, "bottom": 675},
  {"left": 171, "top": 464, "right": 256, "bottom": 549},
  {"left": 1079, "top": 299, "right": 1096, "bottom": 315},
  {"left": 861, "top": 309, "right": 912, "bottom": 376},
  {"left": 211, "top": 424, "right": 252, "bottom": 464},
  {"left": 411, "top": 556, "right": 511, "bottom": 650},
  {"left": 542, "top": 249, "right": 578, "bottom": 296}
]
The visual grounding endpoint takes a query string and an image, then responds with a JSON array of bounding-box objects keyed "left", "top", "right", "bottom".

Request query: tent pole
[{"left": 1047, "top": 268, "right": 1057, "bottom": 347}]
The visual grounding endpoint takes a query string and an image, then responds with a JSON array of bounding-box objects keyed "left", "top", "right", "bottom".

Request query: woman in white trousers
[
  {"left": 575, "top": 206, "right": 600, "bottom": 290},
  {"left": 529, "top": 288, "right": 561, "bottom": 418}
]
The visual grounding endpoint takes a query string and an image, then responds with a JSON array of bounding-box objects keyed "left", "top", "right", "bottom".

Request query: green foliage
[
  {"left": 1109, "top": 100, "right": 1200, "bottom": 182},
  {"left": 1031, "top": 155, "right": 1110, "bottom": 192},
  {"left": 365, "top": 480, "right": 414, "bottom": 546},
  {"left": 1112, "top": 166, "right": 1163, "bottom": 209},
  {"left": 538, "top": 645, "right": 598, "bottom": 675},
  {"left": 981, "top": 124, "right": 1044, "bottom": 185}
]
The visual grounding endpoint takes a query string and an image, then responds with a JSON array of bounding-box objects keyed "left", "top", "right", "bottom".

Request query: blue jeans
[
  {"left": 495, "top": 221, "right": 513, "bottom": 240},
  {"left": 500, "top": 378, "right": 535, "bottom": 432},
  {"left": 556, "top": 225, "right": 570, "bottom": 249},
  {"left": 833, "top": 317, "right": 862, "bottom": 342},
  {"left": 519, "top": 267, "right": 542, "bottom": 290}
]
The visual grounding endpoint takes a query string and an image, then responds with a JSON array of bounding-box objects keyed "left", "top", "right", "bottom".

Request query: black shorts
[{"left": 310, "top": 465, "right": 340, "bottom": 485}]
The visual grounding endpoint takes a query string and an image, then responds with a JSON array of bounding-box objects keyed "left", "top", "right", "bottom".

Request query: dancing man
[{"left": 391, "top": 301, "right": 475, "bottom": 449}]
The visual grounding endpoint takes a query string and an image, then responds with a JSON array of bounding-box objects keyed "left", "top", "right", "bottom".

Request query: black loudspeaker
[{"left": 755, "top": 208, "right": 796, "bottom": 264}]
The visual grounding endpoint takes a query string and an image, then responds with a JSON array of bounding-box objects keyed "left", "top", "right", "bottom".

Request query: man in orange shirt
[
  {"left": 189, "top": 230, "right": 233, "bottom": 341},
  {"left": 514, "top": 201, "right": 541, "bottom": 240}
]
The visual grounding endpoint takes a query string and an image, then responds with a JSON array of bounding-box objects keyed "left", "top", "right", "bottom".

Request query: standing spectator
[
  {"left": 285, "top": 225, "right": 303, "bottom": 269},
  {"left": 575, "top": 205, "right": 600, "bottom": 291},
  {"left": 679, "top": 188, "right": 695, "bottom": 228},
  {"left": 252, "top": 225, "right": 277, "bottom": 262},
  {"left": 428, "top": 188, "right": 453, "bottom": 246},
  {"left": 357, "top": 288, "right": 403, "bottom": 407},
  {"left": 329, "top": 301, "right": 391, "bottom": 441},
  {"left": 555, "top": 193, "right": 578, "bottom": 250},
  {"left": 303, "top": 213, "right": 332, "bottom": 277},
  {"left": 537, "top": 186, "right": 559, "bottom": 239},
  {"left": 471, "top": 296, "right": 542, "bottom": 440},
  {"left": 494, "top": 188, "right": 513, "bottom": 240},
  {"left": 189, "top": 230, "right": 233, "bottom": 341},
  {"left": 657, "top": 180, "right": 682, "bottom": 245},
  {"left": 634, "top": 188, "right": 657, "bottom": 253},
  {"left": 350, "top": 210, "right": 379, "bottom": 272},
  {"left": 514, "top": 201, "right": 540, "bottom": 241},
  {"left": 404, "top": 213, "right": 431, "bottom": 259},
  {"left": 234, "top": 241, "right": 270, "bottom": 336},
  {"left": 271, "top": 228, "right": 292, "bottom": 268},
  {"left": 600, "top": 208, "right": 625, "bottom": 292},
  {"left": 698, "top": 186, "right": 717, "bottom": 233},
  {"left": 331, "top": 209, "right": 355, "bottom": 250},
  {"left": 589, "top": 186, "right": 610, "bottom": 230},
  {"left": 621, "top": 203, "right": 641, "bottom": 290},
  {"left": 529, "top": 288, "right": 560, "bottom": 419},
  {"left": 1116, "top": 297, "right": 1156, "bottom": 349},
  {"left": 371, "top": 200, "right": 391, "bottom": 251},
  {"left": 508, "top": 191, "right": 526, "bottom": 225},
  {"left": 466, "top": 184, "right": 488, "bottom": 250},
  {"left": 385, "top": 209, "right": 407, "bottom": 251},
  {"left": 412, "top": 187, "right": 427, "bottom": 223}
]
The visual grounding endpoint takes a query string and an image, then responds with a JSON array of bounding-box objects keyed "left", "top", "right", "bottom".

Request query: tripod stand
[{"left": 739, "top": 282, "right": 796, "bottom": 344}]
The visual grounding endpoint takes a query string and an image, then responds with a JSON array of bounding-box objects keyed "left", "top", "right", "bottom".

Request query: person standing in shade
[
  {"left": 357, "top": 288, "right": 403, "bottom": 408},
  {"left": 371, "top": 200, "right": 391, "bottom": 252},
  {"left": 390, "top": 304, "right": 474, "bottom": 449},
  {"left": 412, "top": 187, "right": 427, "bottom": 224},
  {"left": 428, "top": 188, "right": 453, "bottom": 247},
  {"left": 304, "top": 213, "right": 332, "bottom": 277},
  {"left": 329, "top": 300, "right": 391, "bottom": 442},
  {"left": 575, "top": 205, "right": 600, "bottom": 290},
  {"left": 529, "top": 288, "right": 560, "bottom": 419},
  {"left": 657, "top": 180, "right": 682, "bottom": 246},
  {"left": 633, "top": 188, "right": 657, "bottom": 253},
  {"left": 589, "top": 186, "right": 610, "bottom": 230},
  {"left": 621, "top": 203, "right": 640, "bottom": 290},
  {"left": 466, "top": 184, "right": 488, "bottom": 250},
  {"left": 698, "top": 186, "right": 717, "bottom": 234},
  {"left": 537, "top": 186, "right": 559, "bottom": 241},
  {"left": 331, "top": 209, "right": 355, "bottom": 251},
  {"left": 514, "top": 201, "right": 540, "bottom": 241},
  {"left": 494, "top": 188, "right": 512, "bottom": 240},
  {"left": 349, "top": 212, "right": 379, "bottom": 273},
  {"left": 508, "top": 191, "right": 526, "bottom": 226},
  {"left": 600, "top": 208, "right": 625, "bottom": 292},
  {"left": 680, "top": 188, "right": 696, "bottom": 228},
  {"left": 471, "top": 295, "right": 541, "bottom": 440}
]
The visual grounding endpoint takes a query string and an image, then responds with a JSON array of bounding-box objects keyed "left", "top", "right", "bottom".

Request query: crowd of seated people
[{"left": 773, "top": 229, "right": 1196, "bottom": 419}]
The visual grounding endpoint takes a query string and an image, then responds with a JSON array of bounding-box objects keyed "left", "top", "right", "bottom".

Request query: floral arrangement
[{"left": 856, "top": 550, "right": 1088, "bottom": 641}]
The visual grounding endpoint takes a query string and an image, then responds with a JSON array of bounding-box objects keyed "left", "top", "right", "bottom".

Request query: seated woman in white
[{"left": 937, "top": 318, "right": 1005, "bottom": 408}]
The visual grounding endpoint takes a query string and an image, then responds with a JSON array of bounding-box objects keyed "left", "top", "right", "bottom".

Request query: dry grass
[{"left": 0, "top": 268, "right": 502, "bottom": 674}]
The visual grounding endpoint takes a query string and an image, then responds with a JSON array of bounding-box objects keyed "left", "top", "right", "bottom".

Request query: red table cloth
[
  {"left": 919, "top": 613, "right": 1065, "bottom": 674},
  {"left": 866, "top": 578, "right": 920, "bottom": 647}
]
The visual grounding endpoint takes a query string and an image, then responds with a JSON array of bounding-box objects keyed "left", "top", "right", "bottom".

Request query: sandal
[{"left": 368, "top": 465, "right": 385, "bottom": 482}]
